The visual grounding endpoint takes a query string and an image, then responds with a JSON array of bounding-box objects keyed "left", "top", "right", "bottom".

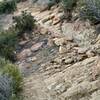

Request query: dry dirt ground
[{"left": 1, "top": 1, "right": 100, "bottom": 100}]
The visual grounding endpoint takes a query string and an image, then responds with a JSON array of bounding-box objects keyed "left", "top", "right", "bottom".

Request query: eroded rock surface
[{"left": 14, "top": 1, "right": 100, "bottom": 100}]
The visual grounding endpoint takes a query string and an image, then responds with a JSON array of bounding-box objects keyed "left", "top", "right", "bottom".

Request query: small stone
[
  {"left": 19, "top": 40, "right": 28, "bottom": 46},
  {"left": 59, "top": 46, "right": 67, "bottom": 54},
  {"left": 53, "top": 17, "right": 60, "bottom": 25},
  {"left": 55, "top": 83, "right": 66, "bottom": 94},
  {"left": 53, "top": 37, "right": 67, "bottom": 46},
  {"left": 86, "top": 50, "right": 95, "bottom": 58},
  {"left": 54, "top": 57, "right": 63, "bottom": 64},
  {"left": 47, "top": 38, "right": 54, "bottom": 47},
  {"left": 64, "top": 58, "right": 74, "bottom": 64},
  {"left": 42, "top": 16, "right": 51, "bottom": 23},
  {"left": 27, "top": 57, "right": 37, "bottom": 62},
  {"left": 96, "top": 34, "right": 100, "bottom": 44},
  {"left": 17, "top": 49, "right": 32, "bottom": 60},
  {"left": 31, "top": 42, "right": 44, "bottom": 52},
  {"left": 77, "top": 47, "right": 88, "bottom": 54},
  {"left": 40, "top": 28, "right": 48, "bottom": 35},
  {"left": 57, "top": 13, "right": 64, "bottom": 20},
  {"left": 45, "top": 20, "right": 52, "bottom": 26}
]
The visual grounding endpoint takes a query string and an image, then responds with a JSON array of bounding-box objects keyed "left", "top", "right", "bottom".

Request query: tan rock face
[
  {"left": 86, "top": 50, "right": 95, "bottom": 58},
  {"left": 40, "top": 27, "right": 48, "bottom": 35},
  {"left": 59, "top": 46, "right": 67, "bottom": 54},
  {"left": 17, "top": 49, "right": 32, "bottom": 60},
  {"left": 31, "top": 42, "right": 44, "bottom": 52},
  {"left": 16, "top": 3, "right": 100, "bottom": 100},
  {"left": 53, "top": 17, "right": 61, "bottom": 25},
  {"left": 53, "top": 37, "right": 67, "bottom": 46}
]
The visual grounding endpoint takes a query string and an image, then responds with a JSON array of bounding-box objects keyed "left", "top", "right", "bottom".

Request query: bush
[
  {"left": 0, "top": 0, "right": 17, "bottom": 14},
  {"left": 61, "top": 0, "right": 77, "bottom": 11},
  {"left": 13, "top": 11, "right": 36, "bottom": 35},
  {"left": 61, "top": 0, "right": 77, "bottom": 20},
  {"left": 15, "top": 0, "right": 27, "bottom": 3},
  {"left": 80, "top": 0, "right": 100, "bottom": 24},
  {"left": 3, "top": 63, "right": 22, "bottom": 94},
  {"left": 0, "top": 28, "right": 18, "bottom": 60},
  {"left": 0, "top": 58, "right": 22, "bottom": 99},
  {"left": 0, "top": 75, "right": 13, "bottom": 100}
]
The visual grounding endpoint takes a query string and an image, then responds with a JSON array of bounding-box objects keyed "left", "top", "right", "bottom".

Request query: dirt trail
[
  {"left": 15, "top": 1, "right": 100, "bottom": 100},
  {"left": 22, "top": 73, "right": 59, "bottom": 100}
]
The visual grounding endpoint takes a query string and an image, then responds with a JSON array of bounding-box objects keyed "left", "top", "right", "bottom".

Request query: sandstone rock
[
  {"left": 31, "top": 42, "right": 44, "bottom": 52},
  {"left": 40, "top": 28, "right": 48, "bottom": 35},
  {"left": 61, "top": 81, "right": 92, "bottom": 99},
  {"left": 91, "top": 44, "right": 100, "bottom": 54},
  {"left": 57, "top": 13, "right": 64, "bottom": 20},
  {"left": 17, "top": 49, "right": 32, "bottom": 60},
  {"left": 86, "top": 50, "right": 95, "bottom": 58},
  {"left": 42, "top": 16, "right": 51, "bottom": 23},
  {"left": 59, "top": 46, "right": 67, "bottom": 54},
  {"left": 19, "top": 40, "right": 28, "bottom": 46},
  {"left": 27, "top": 57, "right": 37, "bottom": 62},
  {"left": 91, "top": 95, "right": 100, "bottom": 100},
  {"left": 47, "top": 82, "right": 57, "bottom": 90},
  {"left": 62, "top": 23, "right": 74, "bottom": 41},
  {"left": 64, "top": 58, "right": 74, "bottom": 64},
  {"left": 45, "top": 20, "right": 52, "bottom": 26},
  {"left": 54, "top": 58, "right": 62, "bottom": 64},
  {"left": 53, "top": 17, "right": 60, "bottom": 25},
  {"left": 91, "top": 90, "right": 100, "bottom": 100},
  {"left": 50, "top": 4, "right": 58, "bottom": 11},
  {"left": 53, "top": 38, "right": 67, "bottom": 46},
  {"left": 54, "top": 83, "right": 66, "bottom": 94},
  {"left": 96, "top": 34, "right": 100, "bottom": 44},
  {"left": 47, "top": 38, "right": 54, "bottom": 47},
  {"left": 77, "top": 47, "right": 88, "bottom": 54}
]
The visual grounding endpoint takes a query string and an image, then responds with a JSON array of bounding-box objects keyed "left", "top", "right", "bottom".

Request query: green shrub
[
  {"left": 0, "top": 28, "right": 18, "bottom": 60},
  {"left": 0, "top": 0, "right": 17, "bottom": 14},
  {"left": 62, "top": 0, "right": 77, "bottom": 10},
  {"left": 80, "top": 0, "right": 100, "bottom": 24},
  {"left": 15, "top": 0, "right": 27, "bottom": 3},
  {"left": 61, "top": 0, "right": 77, "bottom": 20},
  {"left": 13, "top": 11, "right": 36, "bottom": 36},
  {"left": 0, "top": 58, "right": 22, "bottom": 98},
  {"left": 0, "top": 75, "right": 13, "bottom": 100},
  {"left": 3, "top": 63, "right": 22, "bottom": 94}
]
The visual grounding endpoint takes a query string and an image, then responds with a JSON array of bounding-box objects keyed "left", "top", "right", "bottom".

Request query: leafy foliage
[
  {"left": 15, "top": 0, "right": 27, "bottom": 3},
  {"left": 0, "top": 0, "right": 17, "bottom": 14},
  {"left": 0, "top": 28, "right": 18, "bottom": 60},
  {"left": 80, "top": 0, "right": 100, "bottom": 24},
  {"left": 3, "top": 64, "right": 22, "bottom": 94},
  {"left": 0, "top": 58, "right": 22, "bottom": 99},
  {"left": 61, "top": 0, "right": 77, "bottom": 11},
  {"left": 0, "top": 75, "right": 13, "bottom": 100},
  {"left": 13, "top": 11, "right": 36, "bottom": 35}
]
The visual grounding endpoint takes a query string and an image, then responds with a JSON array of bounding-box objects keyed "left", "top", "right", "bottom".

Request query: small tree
[
  {"left": 13, "top": 11, "right": 36, "bottom": 36},
  {"left": 61, "top": 0, "right": 77, "bottom": 20},
  {"left": 0, "top": 0, "right": 17, "bottom": 14},
  {"left": 80, "top": 0, "right": 100, "bottom": 24}
]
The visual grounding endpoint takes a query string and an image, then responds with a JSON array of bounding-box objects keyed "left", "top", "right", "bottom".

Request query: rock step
[{"left": 22, "top": 73, "right": 60, "bottom": 100}]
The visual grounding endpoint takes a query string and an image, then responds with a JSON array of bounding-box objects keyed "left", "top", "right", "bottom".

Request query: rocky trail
[{"left": 1, "top": 1, "right": 100, "bottom": 100}]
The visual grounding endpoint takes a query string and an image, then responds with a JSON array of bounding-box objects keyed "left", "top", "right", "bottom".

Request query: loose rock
[{"left": 59, "top": 46, "right": 67, "bottom": 54}]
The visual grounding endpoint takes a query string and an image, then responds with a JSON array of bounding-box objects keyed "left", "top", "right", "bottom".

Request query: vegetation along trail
[{"left": 0, "top": 0, "right": 100, "bottom": 100}]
